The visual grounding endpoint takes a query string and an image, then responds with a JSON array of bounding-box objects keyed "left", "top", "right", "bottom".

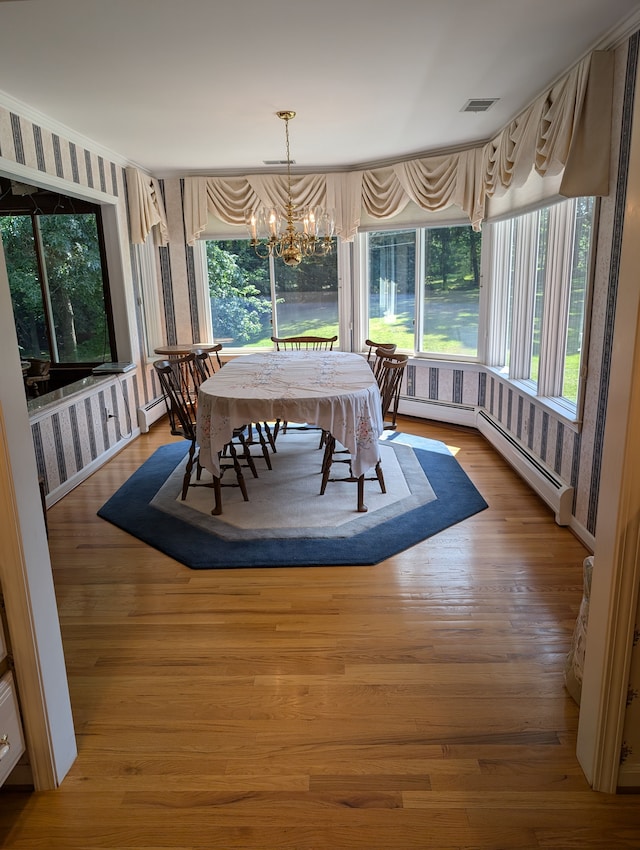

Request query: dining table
[{"left": 196, "top": 350, "right": 384, "bottom": 507}]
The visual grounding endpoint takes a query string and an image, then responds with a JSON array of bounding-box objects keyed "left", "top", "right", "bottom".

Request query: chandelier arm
[{"left": 253, "top": 242, "right": 272, "bottom": 260}]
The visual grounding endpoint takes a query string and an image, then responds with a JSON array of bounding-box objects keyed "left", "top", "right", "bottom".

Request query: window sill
[
  {"left": 411, "top": 354, "right": 484, "bottom": 370},
  {"left": 27, "top": 371, "right": 136, "bottom": 419},
  {"left": 486, "top": 368, "right": 581, "bottom": 431}
]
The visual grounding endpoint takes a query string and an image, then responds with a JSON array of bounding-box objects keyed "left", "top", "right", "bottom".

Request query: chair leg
[
  {"left": 375, "top": 461, "right": 386, "bottom": 493},
  {"left": 356, "top": 474, "right": 368, "bottom": 513},
  {"left": 235, "top": 432, "right": 259, "bottom": 478},
  {"left": 181, "top": 441, "right": 197, "bottom": 501},
  {"left": 211, "top": 476, "right": 223, "bottom": 516},
  {"left": 228, "top": 442, "right": 249, "bottom": 501},
  {"left": 262, "top": 421, "right": 278, "bottom": 453},
  {"left": 253, "top": 422, "right": 273, "bottom": 470},
  {"left": 320, "top": 435, "right": 336, "bottom": 495}
]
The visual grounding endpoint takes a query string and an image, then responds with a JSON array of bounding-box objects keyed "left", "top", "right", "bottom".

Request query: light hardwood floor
[{"left": 2, "top": 415, "right": 640, "bottom": 849}]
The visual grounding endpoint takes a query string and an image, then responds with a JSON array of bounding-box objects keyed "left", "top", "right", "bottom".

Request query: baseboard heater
[
  {"left": 398, "top": 397, "right": 478, "bottom": 428},
  {"left": 476, "top": 410, "right": 573, "bottom": 526},
  {"left": 137, "top": 396, "right": 167, "bottom": 433}
]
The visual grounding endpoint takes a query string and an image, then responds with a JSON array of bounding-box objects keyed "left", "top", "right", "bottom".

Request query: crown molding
[{"left": 599, "top": 8, "right": 640, "bottom": 50}]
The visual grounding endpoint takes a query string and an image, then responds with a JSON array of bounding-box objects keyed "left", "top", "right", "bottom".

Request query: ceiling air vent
[{"left": 461, "top": 98, "right": 499, "bottom": 113}]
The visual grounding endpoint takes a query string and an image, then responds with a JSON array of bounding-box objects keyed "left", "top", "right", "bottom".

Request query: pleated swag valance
[
  {"left": 128, "top": 50, "right": 613, "bottom": 246},
  {"left": 126, "top": 168, "right": 169, "bottom": 246}
]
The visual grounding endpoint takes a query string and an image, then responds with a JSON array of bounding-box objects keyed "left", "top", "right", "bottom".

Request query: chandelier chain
[{"left": 284, "top": 115, "right": 292, "bottom": 200}]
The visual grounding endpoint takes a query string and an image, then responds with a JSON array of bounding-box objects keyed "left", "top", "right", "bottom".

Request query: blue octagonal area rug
[{"left": 97, "top": 431, "right": 488, "bottom": 569}]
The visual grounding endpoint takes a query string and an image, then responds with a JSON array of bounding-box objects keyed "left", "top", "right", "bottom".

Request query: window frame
[
  {"left": 197, "top": 237, "right": 346, "bottom": 352},
  {"left": 359, "top": 222, "right": 486, "bottom": 363},
  {"left": 136, "top": 236, "right": 166, "bottom": 359},
  {"left": 0, "top": 197, "right": 117, "bottom": 368},
  {"left": 486, "top": 196, "right": 598, "bottom": 426},
  {"left": 193, "top": 195, "right": 594, "bottom": 432}
]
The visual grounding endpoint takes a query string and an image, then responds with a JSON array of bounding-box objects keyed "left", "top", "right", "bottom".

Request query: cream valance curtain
[
  {"left": 129, "top": 50, "right": 613, "bottom": 246},
  {"left": 126, "top": 167, "right": 169, "bottom": 245},
  {"left": 481, "top": 50, "right": 613, "bottom": 205}
]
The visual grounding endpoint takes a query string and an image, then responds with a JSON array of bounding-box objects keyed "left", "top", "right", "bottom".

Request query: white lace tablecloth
[{"left": 196, "top": 351, "right": 383, "bottom": 478}]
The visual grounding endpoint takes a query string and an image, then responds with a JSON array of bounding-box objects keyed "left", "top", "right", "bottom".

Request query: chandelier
[{"left": 245, "top": 111, "right": 335, "bottom": 267}]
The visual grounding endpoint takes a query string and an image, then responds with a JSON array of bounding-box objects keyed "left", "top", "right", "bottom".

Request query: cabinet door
[{"left": 0, "top": 671, "right": 25, "bottom": 786}]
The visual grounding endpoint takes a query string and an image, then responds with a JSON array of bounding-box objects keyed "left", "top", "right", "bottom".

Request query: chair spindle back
[
  {"left": 271, "top": 335, "right": 338, "bottom": 351},
  {"left": 153, "top": 355, "right": 197, "bottom": 439},
  {"left": 377, "top": 353, "right": 408, "bottom": 429}
]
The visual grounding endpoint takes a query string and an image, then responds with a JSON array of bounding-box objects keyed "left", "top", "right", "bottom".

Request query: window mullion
[
  {"left": 141, "top": 237, "right": 168, "bottom": 355},
  {"left": 485, "top": 220, "right": 512, "bottom": 366},
  {"left": 509, "top": 211, "right": 539, "bottom": 380},
  {"left": 191, "top": 240, "right": 213, "bottom": 346},
  {"left": 415, "top": 229, "right": 424, "bottom": 352},
  {"left": 537, "top": 200, "right": 576, "bottom": 396},
  {"left": 352, "top": 233, "right": 369, "bottom": 351},
  {"left": 336, "top": 239, "right": 353, "bottom": 350},
  {"left": 32, "top": 215, "right": 59, "bottom": 363}
]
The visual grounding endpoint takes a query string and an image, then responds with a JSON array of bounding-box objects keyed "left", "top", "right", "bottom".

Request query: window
[
  {"left": 0, "top": 179, "right": 115, "bottom": 378},
  {"left": 367, "top": 230, "right": 416, "bottom": 350},
  {"left": 135, "top": 237, "right": 164, "bottom": 358},
  {"left": 489, "top": 196, "right": 596, "bottom": 413},
  {"left": 205, "top": 239, "right": 339, "bottom": 348},
  {"left": 530, "top": 207, "right": 549, "bottom": 386},
  {"left": 563, "top": 199, "right": 594, "bottom": 404},
  {"left": 423, "top": 226, "right": 481, "bottom": 357},
  {"left": 365, "top": 224, "right": 481, "bottom": 358}
]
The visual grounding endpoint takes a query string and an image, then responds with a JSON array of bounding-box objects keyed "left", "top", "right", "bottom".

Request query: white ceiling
[{"left": 0, "top": 0, "right": 639, "bottom": 178}]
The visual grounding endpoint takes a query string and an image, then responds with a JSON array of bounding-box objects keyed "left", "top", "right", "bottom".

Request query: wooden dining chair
[
  {"left": 271, "top": 335, "right": 337, "bottom": 351},
  {"left": 154, "top": 354, "right": 199, "bottom": 430},
  {"left": 153, "top": 357, "right": 257, "bottom": 513},
  {"left": 365, "top": 338, "right": 397, "bottom": 362},
  {"left": 270, "top": 334, "right": 338, "bottom": 442},
  {"left": 319, "top": 353, "right": 408, "bottom": 512},
  {"left": 364, "top": 339, "right": 398, "bottom": 382},
  {"left": 192, "top": 345, "right": 273, "bottom": 470},
  {"left": 377, "top": 351, "right": 408, "bottom": 429},
  {"left": 191, "top": 345, "right": 223, "bottom": 386}
]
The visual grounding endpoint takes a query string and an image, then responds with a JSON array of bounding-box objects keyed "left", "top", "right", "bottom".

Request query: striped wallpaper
[
  {"left": 29, "top": 375, "right": 139, "bottom": 505},
  {"left": 1, "top": 108, "right": 119, "bottom": 196}
]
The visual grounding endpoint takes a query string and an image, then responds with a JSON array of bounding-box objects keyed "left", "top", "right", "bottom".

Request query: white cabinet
[
  {"left": 0, "top": 597, "right": 26, "bottom": 786},
  {"left": 0, "top": 671, "right": 25, "bottom": 785}
]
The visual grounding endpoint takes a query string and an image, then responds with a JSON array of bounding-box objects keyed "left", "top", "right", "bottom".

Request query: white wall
[
  {"left": 0, "top": 238, "right": 76, "bottom": 788},
  {"left": 577, "top": 53, "right": 640, "bottom": 792}
]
